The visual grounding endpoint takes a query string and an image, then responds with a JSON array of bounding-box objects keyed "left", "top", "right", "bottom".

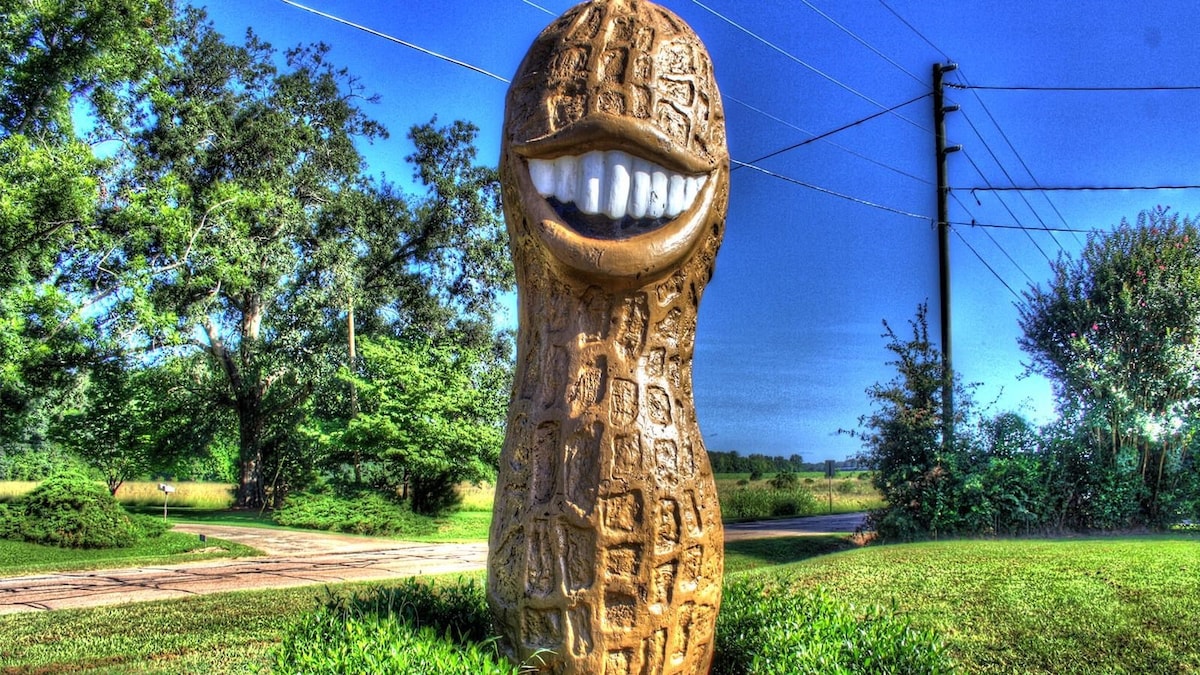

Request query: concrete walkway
[
  {"left": 0, "top": 526, "right": 487, "bottom": 615},
  {"left": 0, "top": 514, "right": 866, "bottom": 615}
]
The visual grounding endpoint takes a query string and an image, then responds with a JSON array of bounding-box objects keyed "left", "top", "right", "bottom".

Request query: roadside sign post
[
  {"left": 158, "top": 483, "right": 175, "bottom": 520},
  {"left": 824, "top": 460, "right": 836, "bottom": 514}
]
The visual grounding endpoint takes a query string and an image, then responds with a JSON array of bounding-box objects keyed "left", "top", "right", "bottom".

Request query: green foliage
[
  {"left": 713, "top": 577, "right": 954, "bottom": 674},
  {"left": 0, "top": 444, "right": 91, "bottom": 480},
  {"left": 1020, "top": 208, "right": 1200, "bottom": 526},
  {"left": 1, "top": 2, "right": 515, "bottom": 515},
  {"left": 846, "top": 304, "right": 973, "bottom": 539},
  {"left": 273, "top": 579, "right": 536, "bottom": 674},
  {"left": 708, "top": 450, "right": 806, "bottom": 475},
  {"left": 313, "top": 335, "right": 506, "bottom": 514},
  {"left": 769, "top": 469, "right": 799, "bottom": 489},
  {"left": 5, "top": 472, "right": 170, "bottom": 548},
  {"left": 271, "top": 490, "right": 435, "bottom": 537},
  {"left": 722, "top": 486, "right": 819, "bottom": 520}
]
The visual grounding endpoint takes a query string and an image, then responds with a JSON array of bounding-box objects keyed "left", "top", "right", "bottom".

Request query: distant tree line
[{"left": 706, "top": 450, "right": 807, "bottom": 477}]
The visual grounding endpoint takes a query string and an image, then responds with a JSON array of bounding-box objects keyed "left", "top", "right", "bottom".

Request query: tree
[
  {"left": 0, "top": 0, "right": 175, "bottom": 444},
  {"left": 1019, "top": 207, "right": 1200, "bottom": 525},
  {"left": 333, "top": 336, "right": 507, "bottom": 514},
  {"left": 86, "top": 11, "right": 511, "bottom": 507},
  {"left": 51, "top": 354, "right": 230, "bottom": 494},
  {"left": 845, "top": 304, "right": 973, "bottom": 539}
]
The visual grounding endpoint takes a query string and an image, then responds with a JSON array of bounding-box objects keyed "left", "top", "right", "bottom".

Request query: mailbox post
[{"left": 158, "top": 483, "right": 175, "bottom": 520}]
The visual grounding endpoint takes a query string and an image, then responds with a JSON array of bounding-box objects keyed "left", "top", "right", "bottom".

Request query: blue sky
[{"left": 202, "top": 0, "right": 1200, "bottom": 461}]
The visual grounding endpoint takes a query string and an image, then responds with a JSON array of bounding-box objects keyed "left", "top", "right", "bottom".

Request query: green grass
[
  {"left": 0, "top": 532, "right": 261, "bottom": 577},
  {"left": 772, "top": 535, "right": 1200, "bottom": 673},
  {"left": 1, "top": 537, "right": 1196, "bottom": 673},
  {"left": 415, "top": 509, "right": 494, "bottom": 542},
  {"left": 0, "top": 575, "right": 482, "bottom": 674},
  {"left": 714, "top": 473, "right": 885, "bottom": 517},
  {"left": 158, "top": 507, "right": 279, "bottom": 527}
]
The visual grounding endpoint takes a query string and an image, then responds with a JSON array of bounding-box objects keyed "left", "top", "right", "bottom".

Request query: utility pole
[{"left": 933, "top": 62, "right": 960, "bottom": 455}]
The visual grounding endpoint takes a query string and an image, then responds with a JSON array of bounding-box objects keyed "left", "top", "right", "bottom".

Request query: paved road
[
  {"left": 723, "top": 512, "right": 867, "bottom": 541},
  {"left": 0, "top": 514, "right": 867, "bottom": 615}
]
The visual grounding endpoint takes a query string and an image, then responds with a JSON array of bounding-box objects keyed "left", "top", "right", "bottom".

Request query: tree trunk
[
  {"left": 236, "top": 398, "right": 266, "bottom": 508},
  {"left": 348, "top": 298, "right": 361, "bottom": 485}
]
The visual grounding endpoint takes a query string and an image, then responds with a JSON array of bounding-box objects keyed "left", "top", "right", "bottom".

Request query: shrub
[
  {"left": 769, "top": 470, "right": 799, "bottom": 490},
  {"left": 722, "top": 487, "right": 819, "bottom": 521},
  {"left": 0, "top": 502, "right": 16, "bottom": 539},
  {"left": 713, "top": 576, "right": 954, "bottom": 674},
  {"left": 272, "top": 490, "right": 436, "bottom": 537},
  {"left": 273, "top": 578, "right": 542, "bottom": 674},
  {"left": 8, "top": 472, "right": 169, "bottom": 548}
]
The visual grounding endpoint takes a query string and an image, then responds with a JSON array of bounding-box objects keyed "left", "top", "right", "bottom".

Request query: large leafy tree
[
  {"left": 0, "top": 0, "right": 174, "bottom": 439},
  {"left": 1020, "top": 207, "right": 1200, "bottom": 523},
  {"left": 2, "top": 3, "right": 513, "bottom": 509},
  {"left": 51, "top": 353, "right": 231, "bottom": 494},
  {"left": 85, "top": 12, "right": 511, "bottom": 508}
]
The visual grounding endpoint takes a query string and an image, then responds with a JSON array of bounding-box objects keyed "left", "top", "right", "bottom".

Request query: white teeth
[
  {"left": 527, "top": 152, "right": 708, "bottom": 221},
  {"left": 629, "top": 157, "right": 652, "bottom": 219},
  {"left": 666, "top": 174, "right": 686, "bottom": 218},
  {"left": 604, "top": 151, "right": 632, "bottom": 220},
  {"left": 555, "top": 155, "right": 578, "bottom": 205},
  {"left": 579, "top": 151, "right": 604, "bottom": 215}
]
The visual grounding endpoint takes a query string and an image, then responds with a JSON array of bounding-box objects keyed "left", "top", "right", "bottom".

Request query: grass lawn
[
  {"left": 3, "top": 535, "right": 1195, "bottom": 673},
  {"left": 0, "top": 575, "right": 480, "bottom": 674},
  {"left": 0, "top": 532, "right": 261, "bottom": 578},
  {"left": 772, "top": 535, "right": 1200, "bottom": 673}
]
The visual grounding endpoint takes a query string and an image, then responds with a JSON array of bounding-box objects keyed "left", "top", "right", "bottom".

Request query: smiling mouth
[{"left": 527, "top": 151, "right": 709, "bottom": 240}]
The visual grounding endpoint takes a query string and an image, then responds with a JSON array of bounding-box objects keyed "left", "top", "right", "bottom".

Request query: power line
[
  {"left": 877, "top": 0, "right": 951, "bottom": 62},
  {"left": 952, "top": 220, "right": 1099, "bottom": 234},
  {"left": 950, "top": 192, "right": 1034, "bottom": 284},
  {"left": 690, "top": 0, "right": 931, "bottom": 133},
  {"left": 727, "top": 96, "right": 931, "bottom": 184},
  {"left": 279, "top": 0, "right": 511, "bottom": 83},
  {"left": 952, "top": 69, "right": 1082, "bottom": 246},
  {"left": 798, "top": 0, "right": 926, "bottom": 86},
  {"left": 736, "top": 92, "right": 930, "bottom": 167},
  {"left": 969, "top": 184, "right": 1200, "bottom": 192},
  {"left": 948, "top": 83, "right": 1200, "bottom": 92},
  {"left": 732, "top": 159, "right": 931, "bottom": 220},
  {"left": 953, "top": 228, "right": 1021, "bottom": 300},
  {"left": 955, "top": 109, "right": 1066, "bottom": 252},
  {"left": 520, "top": 0, "right": 556, "bottom": 15},
  {"left": 958, "top": 148, "right": 1054, "bottom": 263}
]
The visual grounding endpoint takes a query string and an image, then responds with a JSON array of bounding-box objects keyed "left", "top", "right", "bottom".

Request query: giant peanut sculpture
[{"left": 487, "top": 1, "right": 728, "bottom": 672}]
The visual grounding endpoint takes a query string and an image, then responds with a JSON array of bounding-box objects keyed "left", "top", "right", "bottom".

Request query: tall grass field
[
  {"left": 455, "top": 473, "right": 883, "bottom": 525},
  {"left": 0, "top": 480, "right": 236, "bottom": 509}
]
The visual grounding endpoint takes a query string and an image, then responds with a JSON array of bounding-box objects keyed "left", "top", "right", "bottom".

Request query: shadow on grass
[{"left": 724, "top": 535, "right": 859, "bottom": 574}]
